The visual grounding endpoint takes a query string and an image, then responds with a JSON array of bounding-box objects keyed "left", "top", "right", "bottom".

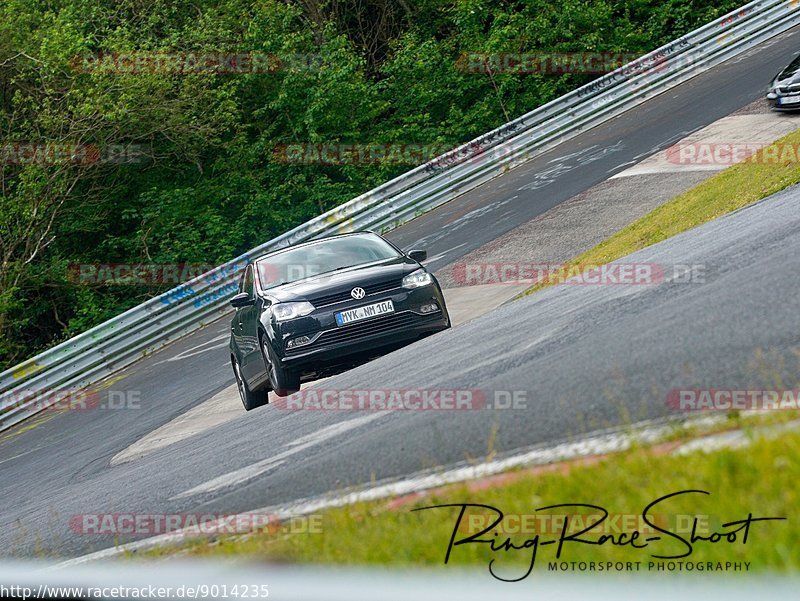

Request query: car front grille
[
  {"left": 309, "top": 279, "right": 402, "bottom": 307},
  {"left": 286, "top": 311, "right": 440, "bottom": 354}
]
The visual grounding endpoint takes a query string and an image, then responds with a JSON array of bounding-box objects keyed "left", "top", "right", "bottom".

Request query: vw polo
[{"left": 229, "top": 232, "right": 450, "bottom": 408}]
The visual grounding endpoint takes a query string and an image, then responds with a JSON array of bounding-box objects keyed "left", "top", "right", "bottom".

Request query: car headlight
[
  {"left": 272, "top": 301, "right": 315, "bottom": 322},
  {"left": 767, "top": 81, "right": 778, "bottom": 99},
  {"left": 402, "top": 269, "right": 433, "bottom": 289}
]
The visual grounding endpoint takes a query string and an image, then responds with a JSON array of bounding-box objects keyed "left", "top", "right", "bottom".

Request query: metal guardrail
[{"left": 1, "top": 0, "right": 798, "bottom": 432}]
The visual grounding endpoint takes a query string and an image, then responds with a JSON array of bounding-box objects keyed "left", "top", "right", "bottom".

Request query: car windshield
[
  {"left": 779, "top": 54, "right": 800, "bottom": 79},
  {"left": 255, "top": 234, "right": 401, "bottom": 289}
]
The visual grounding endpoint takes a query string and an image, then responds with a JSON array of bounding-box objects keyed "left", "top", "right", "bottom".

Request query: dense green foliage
[{"left": 0, "top": 0, "right": 741, "bottom": 369}]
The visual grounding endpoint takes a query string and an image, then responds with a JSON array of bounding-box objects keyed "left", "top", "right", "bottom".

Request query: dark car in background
[
  {"left": 229, "top": 232, "right": 450, "bottom": 408},
  {"left": 767, "top": 54, "right": 800, "bottom": 109}
]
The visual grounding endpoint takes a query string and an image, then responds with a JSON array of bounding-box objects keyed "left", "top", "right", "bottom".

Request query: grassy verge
[
  {"left": 519, "top": 128, "right": 800, "bottom": 297},
  {"left": 144, "top": 417, "right": 800, "bottom": 573}
]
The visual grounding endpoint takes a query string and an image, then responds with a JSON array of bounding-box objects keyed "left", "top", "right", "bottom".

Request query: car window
[
  {"left": 243, "top": 264, "right": 254, "bottom": 297},
  {"left": 255, "top": 234, "right": 401, "bottom": 290},
  {"left": 779, "top": 54, "right": 800, "bottom": 79}
]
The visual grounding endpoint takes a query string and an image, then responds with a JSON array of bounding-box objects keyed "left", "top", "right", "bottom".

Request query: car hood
[
  {"left": 262, "top": 256, "right": 421, "bottom": 302},
  {"left": 773, "top": 68, "right": 800, "bottom": 88}
]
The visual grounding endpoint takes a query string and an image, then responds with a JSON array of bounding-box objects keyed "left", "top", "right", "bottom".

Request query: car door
[
  {"left": 238, "top": 264, "right": 262, "bottom": 383},
  {"left": 230, "top": 268, "right": 248, "bottom": 363}
]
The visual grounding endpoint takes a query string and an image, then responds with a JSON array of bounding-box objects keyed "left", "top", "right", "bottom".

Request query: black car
[
  {"left": 767, "top": 54, "right": 800, "bottom": 110},
  {"left": 228, "top": 232, "right": 450, "bottom": 408}
]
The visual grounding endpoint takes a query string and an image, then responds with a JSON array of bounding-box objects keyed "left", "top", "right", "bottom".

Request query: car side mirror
[
  {"left": 230, "top": 292, "right": 254, "bottom": 308},
  {"left": 408, "top": 249, "right": 427, "bottom": 262}
]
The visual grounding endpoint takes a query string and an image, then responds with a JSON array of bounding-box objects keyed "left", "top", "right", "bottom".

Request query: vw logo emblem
[{"left": 351, "top": 287, "right": 366, "bottom": 300}]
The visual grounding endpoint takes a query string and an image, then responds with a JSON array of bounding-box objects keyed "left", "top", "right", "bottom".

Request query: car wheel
[
  {"left": 261, "top": 335, "right": 300, "bottom": 397},
  {"left": 232, "top": 357, "right": 269, "bottom": 411}
]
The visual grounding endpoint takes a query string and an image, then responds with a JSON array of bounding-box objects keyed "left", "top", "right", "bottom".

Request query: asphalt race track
[
  {"left": 1, "top": 27, "right": 799, "bottom": 559},
  {"left": 387, "top": 26, "right": 800, "bottom": 271}
]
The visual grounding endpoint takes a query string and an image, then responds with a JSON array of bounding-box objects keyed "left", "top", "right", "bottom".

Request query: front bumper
[
  {"left": 767, "top": 92, "right": 800, "bottom": 110},
  {"left": 270, "top": 284, "right": 450, "bottom": 373}
]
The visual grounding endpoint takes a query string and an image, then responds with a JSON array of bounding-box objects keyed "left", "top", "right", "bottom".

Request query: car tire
[
  {"left": 261, "top": 334, "right": 300, "bottom": 397},
  {"left": 233, "top": 357, "right": 269, "bottom": 411}
]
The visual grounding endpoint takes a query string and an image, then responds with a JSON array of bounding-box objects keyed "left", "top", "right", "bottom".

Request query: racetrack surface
[
  {"left": 387, "top": 26, "right": 800, "bottom": 272},
  {"left": 1, "top": 28, "right": 799, "bottom": 558}
]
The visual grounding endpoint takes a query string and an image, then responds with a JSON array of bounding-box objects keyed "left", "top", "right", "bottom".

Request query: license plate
[
  {"left": 335, "top": 300, "right": 394, "bottom": 326},
  {"left": 779, "top": 96, "right": 800, "bottom": 105}
]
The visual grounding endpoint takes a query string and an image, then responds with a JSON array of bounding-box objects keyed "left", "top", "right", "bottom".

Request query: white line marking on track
[
  {"left": 170, "top": 413, "right": 384, "bottom": 499},
  {"left": 422, "top": 243, "right": 466, "bottom": 266},
  {"left": 153, "top": 334, "right": 230, "bottom": 366}
]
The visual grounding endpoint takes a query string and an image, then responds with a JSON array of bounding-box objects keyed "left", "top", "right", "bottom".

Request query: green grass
[
  {"left": 519, "top": 128, "right": 800, "bottom": 296},
  {"left": 144, "top": 422, "right": 800, "bottom": 574}
]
